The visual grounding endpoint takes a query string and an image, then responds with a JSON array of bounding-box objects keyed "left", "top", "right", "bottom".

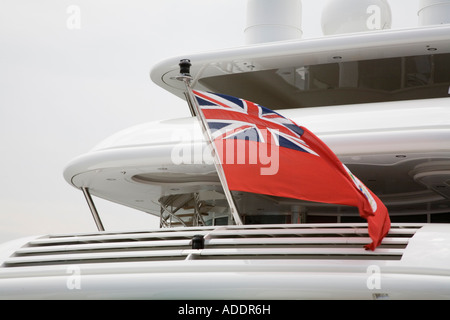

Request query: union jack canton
[{"left": 193, "top": 90, "right": 318, "bottom": 156}]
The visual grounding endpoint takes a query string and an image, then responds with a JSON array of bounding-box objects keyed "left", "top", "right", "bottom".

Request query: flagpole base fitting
[{"left": 171, "top": 75, "right": 193, "bottom": 82}]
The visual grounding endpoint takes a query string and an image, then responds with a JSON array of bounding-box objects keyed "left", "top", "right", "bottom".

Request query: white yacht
[{"left": 1, "top": 0, "right": 450, "bottom": 299}]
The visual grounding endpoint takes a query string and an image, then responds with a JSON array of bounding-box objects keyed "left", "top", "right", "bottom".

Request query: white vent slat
[
  {"left": 4, "top": 249, "right": 189, "bottom": 266},
  {"left": 207, "top": 237, "right": 409, "bottom": 246},
  {"left": 205, "top": 228, "right": 417, "bottom": 238},
  {"left": 198, "top": 247, "right": 404, "bottom": 257},
  {"left": 15, "top": 240, "right": 191, "bottom": 255},
  {"left": 28, "top": 231, "right": 209, "bottom": 245}
]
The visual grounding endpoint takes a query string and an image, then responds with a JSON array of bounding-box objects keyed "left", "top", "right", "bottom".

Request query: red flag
[{"left": 193, "top": 90, "right": 391, "bottom": 250}]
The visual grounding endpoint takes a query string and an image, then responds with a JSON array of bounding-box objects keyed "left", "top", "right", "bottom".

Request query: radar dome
[{"left": 321, "top": 0, "right": 392, "bottom": 36}]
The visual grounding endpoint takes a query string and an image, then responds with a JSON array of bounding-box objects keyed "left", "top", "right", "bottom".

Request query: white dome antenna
[
  {"left": 245, "top": 0, "right": 303, "bottom": 45},
  {"left": 321, "top": 0, "right": 392, "bottom": 36},
  {"left": 418, "top": 0, "right": 450, "bottom": 26}
]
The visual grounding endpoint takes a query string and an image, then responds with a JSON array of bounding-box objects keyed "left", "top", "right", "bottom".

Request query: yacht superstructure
[{"left": 1, "top": 0, "right": 450, "bottom": 299}]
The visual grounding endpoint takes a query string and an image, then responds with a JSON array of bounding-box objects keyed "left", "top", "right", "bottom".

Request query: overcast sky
[{"left": 0, "top": 0, "right": 419, "bottom": 244}]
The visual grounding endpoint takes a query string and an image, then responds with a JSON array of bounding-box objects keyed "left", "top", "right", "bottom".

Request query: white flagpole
[{"left": 175, "top": 59, "right": 243, "bottom": 225}]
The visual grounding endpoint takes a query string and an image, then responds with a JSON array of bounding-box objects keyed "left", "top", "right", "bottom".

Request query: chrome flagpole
[{"left": 175, "top": 59, "right": 243, "bottom": 225}]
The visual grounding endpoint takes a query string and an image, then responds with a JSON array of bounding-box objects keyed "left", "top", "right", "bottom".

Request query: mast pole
[{"left": 176, "top": 59, "right": 243, "bottom": 225}]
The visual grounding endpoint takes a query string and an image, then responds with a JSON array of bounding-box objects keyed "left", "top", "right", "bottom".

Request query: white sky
[{"left": 0, "top": 0, "right": 419, "bottom": 244}]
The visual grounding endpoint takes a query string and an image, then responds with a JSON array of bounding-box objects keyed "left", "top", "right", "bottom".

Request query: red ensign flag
[{"left": 193, "top": 90, "right": 391, "bottom": 250}]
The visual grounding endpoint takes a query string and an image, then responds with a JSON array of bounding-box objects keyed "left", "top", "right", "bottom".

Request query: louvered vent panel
[{"left": 1, "top": 224, "right": 421, "bottom": 268}]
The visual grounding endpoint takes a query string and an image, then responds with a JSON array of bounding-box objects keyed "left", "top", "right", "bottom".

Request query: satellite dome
[
  {"left": 418, "top": 0, "right": 450, "bottom": 26},
  {"left": 321, "top": 0, "right": 392, "bottom": 36}
]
